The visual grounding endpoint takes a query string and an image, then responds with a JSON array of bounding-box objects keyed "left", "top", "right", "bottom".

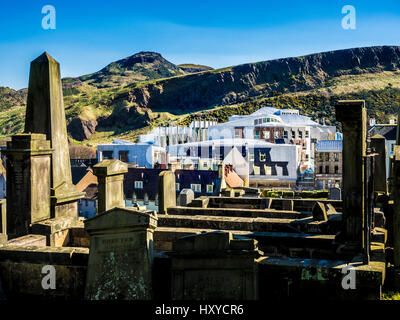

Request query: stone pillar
[
  {"left": 392, "top": 146, "right": 400, "bottom": 268},
  {"left": 0, "top": 199, "right": 6, "bottom": 245},
  {"left": 335, "top": 100, "right": 366, "bottom": 252},
  {"left": 3, "top": 134, "right": 52, "bottom": 239},
  {"left": 84, "top": 207, "right": 158, "bottom": 300},
  {"left": 371, "top": 134, "right": 387, "bottom": 194},
  {"left": 158, "top": 171, "right": 176, "bottom": 214},
  {"left": 93, "top": 159, "right": 128, "bottom": 214},
  {"left": 24, "top": 52, "right": 84, "bottom": 218}
]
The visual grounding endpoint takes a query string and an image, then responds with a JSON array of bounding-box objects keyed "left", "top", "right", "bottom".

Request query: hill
[{"left": 1, "top": 46, "right": 400, "bottom": 144}]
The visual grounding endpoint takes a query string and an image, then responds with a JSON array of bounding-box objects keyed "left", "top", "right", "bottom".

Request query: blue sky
[{"left": 1, "top": 0, "right": 400, "bottom": 89}]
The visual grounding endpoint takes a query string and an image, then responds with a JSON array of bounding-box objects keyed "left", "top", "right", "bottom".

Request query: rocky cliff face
[{"left": 115, "top": 46, "right": 400, "bottom": 113}]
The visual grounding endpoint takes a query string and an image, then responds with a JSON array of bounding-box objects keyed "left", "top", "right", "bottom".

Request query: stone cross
[
  {"left": 335, "top": 100, "right": 366, "bottom": 252},
  {"left": 24, "top": 52, "right": 84, "bottom": 218},
  {"left": 93, "top": 159, "right": 128, "bottom": 214},
  {"left": 3, "top": 134, "right": 52, "bottom": 239}
]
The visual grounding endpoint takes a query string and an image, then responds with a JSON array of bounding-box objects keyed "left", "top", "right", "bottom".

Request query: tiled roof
[
  {"left": 75, "top": 169, "right": 98, "bottom": 193},
  {"left": 369, "top": 124, "right": 397, "bottom": 141}
]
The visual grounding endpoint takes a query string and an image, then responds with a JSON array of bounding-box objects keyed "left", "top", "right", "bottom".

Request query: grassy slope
[{"left": 1, "top": 68, "right": 399, "bottom": 144}]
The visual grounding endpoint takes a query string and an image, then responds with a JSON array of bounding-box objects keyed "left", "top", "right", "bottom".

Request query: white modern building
[
  {"left": 167, "top": 138, "right": 301, "bottom": 186},
  {"left": 207, "top": 107, "right": 336, "bottom": 172},
  {"left": 139, "top": 119, "right": 218, "bottom": 147},
  {"left": 97, "top": 139, "right": 168, "bottom": 168}
]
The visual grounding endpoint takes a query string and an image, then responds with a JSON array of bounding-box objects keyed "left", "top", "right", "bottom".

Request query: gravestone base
[{"left": 171, "top": 231, "right": 262, "bottom": 300}]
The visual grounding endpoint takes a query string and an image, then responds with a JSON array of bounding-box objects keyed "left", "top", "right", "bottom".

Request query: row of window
[
  {"left": 318, "top": 165, "right": 340, "bottom": 174},
  {"left": 317, "top": 152, "right": 340, "bottom": 162},
  {"left": 254, "top": 117, "right": 280, "bottom": 125},
  {"left": 253, "top": 129, "right": 309, "bottom": 140},
  {"left": 134, "top": 180, "right": 214, "bottom": 193}
]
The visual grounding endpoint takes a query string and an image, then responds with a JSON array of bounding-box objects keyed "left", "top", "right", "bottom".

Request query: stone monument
[
  {"left": 335, "top": 100, "right": 366, "bottom": 252},
  {"left": 158, "top": 171, "right": 176, "bottom": 214},
  {"left": 24, "top": 52, "right": 84, "bottom": 218},
  {"left": 3, "top": 134, "right": 52, "bottom": 239},
  {"left": 92, "top": 159, "right": 128, "bottom": 214}
]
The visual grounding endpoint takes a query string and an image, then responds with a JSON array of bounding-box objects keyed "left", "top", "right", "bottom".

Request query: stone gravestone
[
  {"left": 158, "top": 171, "right": 176, "bottom": 214},
  {"left": 24, "top": 52, "right": 84, "bottom": 218},
  {"left": 335, "top": 100, "right": 366, "bottom": 251},
  {"left": 179, "top": 189, "right": 194, "bottom": 206},
  {"left": 171, "top": 231, "right": 262, "bottom": 300},
  {"left": 329, "top": 187, "right": 341, "bottom": 200},
  {"left": 371, "top": 134, "right": 387, "bottom": 194},
  {"left": 93, "top": 159, "right": 128, "bottom": 214},
  {"left": 84, "top": 207, "right": 158, "bottom": 300},
  {"left": 3, "top": 134, "right": 52, "bottom": 239}
]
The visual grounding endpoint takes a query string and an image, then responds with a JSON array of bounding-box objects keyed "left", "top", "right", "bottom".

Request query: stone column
[
  {"left": 392, "top": 146, "right": 400, "bottom": 269},
  {"left": 158, "top": 171, "right": 176, "bottom": 214},
  {"left": 84, "top": 207, "right": 158, "bottom": 300},
  {"left": 371, "top": 134, "right": 387, "bottom": 194},
  {"left": 3, "top": 134, "right": 52, "bottom": 239},
  {"left": 24, "top": 52, "right": 84, "bottom": 219},
  {"left": 93, "top": 159, "right": 128, "bottom": 214},
  {"left": 335, "top": 100, "right": 366, "bottom": 252},
  {"left": 0, "top": 199, "right": 6, "bottom": 245}
]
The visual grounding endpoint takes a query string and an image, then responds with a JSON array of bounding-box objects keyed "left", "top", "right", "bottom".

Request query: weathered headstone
[
  {"left": 335, "top": 100, "right": 366, "bottom": 252},
  {"left": 93, "top": 159, "right": 128, "bottom": 214},
  {"left": 179, "top": 189, "right": 194, "bottom": 206},
  {"left": 329, "top": 187, "right": 341, "bottom": 200},
  {"left": 84, "top": 207, "right": 158, "bottom": 300},
  {"left": 171, "top": 231, "right": 262, "bottom": 300},
  {"left": 158, "top": 171, "right": 176, "bottom": 214},
  {"left": 3, "top": 134, "right": 52, "bottom": 239},
  {"left": 371, "top": 134, "right": 387, "bottom": 193},
  {"left": 312, "top": 202, "right": 328, "bottom": 221},
  {"left": 24, "top": 52, "right": 84, "bottom": 218}
]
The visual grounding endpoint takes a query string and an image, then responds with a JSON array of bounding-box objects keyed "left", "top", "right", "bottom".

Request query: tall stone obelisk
[{"left": 24, "top": 52, "right": 84, "bottom": 218}]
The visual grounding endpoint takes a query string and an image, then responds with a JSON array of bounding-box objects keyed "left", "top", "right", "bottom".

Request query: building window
[
  {"left": 191, "top": 184, "right": 202, "bottom": 192},
  {"left": 206, "top": 185, "right": 213, "bottom": 193},
  {"left": 325, "top": 153, "right": 329, "bottom": 161},
  {"left": 118, "top": 151, "right": 129, "bottom": 162},
  {"left": 334, "top": 153, "right": 339, "bottom": 162},
  {"left": 102, "top": 151, "right": 113, "bottom": 160},
  {"left": 274, "top": 131, "right": 280, "bottom": 139},
  {"left": 254, "top": 130, "right": 260, "bottom": 139},
  {"left": 264, "top": 131, "right": 270, "bottom": 139},
  {"left": 283, "top": 131, "right": 288, "bottom": 139},
  {"left": 325, "top": 166, "right": 330, "bottom": 174},
  {"left": 291, "top": 131, "right": 296, "bottom": 139},
  {"left": 176, "top": 183, "right": 180, "bottom": 191},
  {"left": 298, "top": 131, "right": 303, "bottom": 139},
  {"left": 334, "top": 166, "right": 339, "bottom": 174},
  {"left": 305, "top": 131, "right": 309, "bottom": 138},
  {"left": 319, "top": 166, "right": 323, "bottom": 174},
  {"left": 134, "top": 181, "right": 143, "bottom": 189}
]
